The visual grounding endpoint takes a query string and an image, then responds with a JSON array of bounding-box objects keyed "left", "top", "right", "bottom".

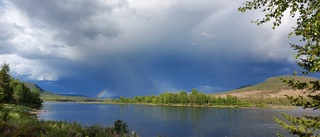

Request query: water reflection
[{"left": 39, "top": 102, "right": 319, "bottom": 137}]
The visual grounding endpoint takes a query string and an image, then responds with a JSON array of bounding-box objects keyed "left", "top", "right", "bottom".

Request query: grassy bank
[
  {"left": 40, "top": 91, "right": 101, "bottom": 102},
  {"left": 83, "top": 99, "right": 294, "bottom": 109},
  {"left": 0, "top": 103, "right": 138, "bottom": 137}
]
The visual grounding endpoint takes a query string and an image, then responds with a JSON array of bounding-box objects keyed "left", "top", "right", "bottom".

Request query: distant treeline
[
  {"left": 108, "top": 89, "right": 243, "bottom": 107},
  {"left": 106, "top": 88, "right": 293, "bottom": 108}
]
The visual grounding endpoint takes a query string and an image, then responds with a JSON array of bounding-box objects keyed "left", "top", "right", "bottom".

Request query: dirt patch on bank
[{"left": 215, "top": 90, "right": 313, "bottom": 98}]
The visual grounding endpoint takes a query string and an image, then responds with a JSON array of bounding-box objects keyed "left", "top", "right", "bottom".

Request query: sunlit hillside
[{"left": 215, "top": 75, "right": 318, "bottom": 98}]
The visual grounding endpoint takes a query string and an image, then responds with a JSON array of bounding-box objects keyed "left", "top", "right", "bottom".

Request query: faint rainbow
[{"left": 97, "top": 89, "right": 108, "bottom": 98}]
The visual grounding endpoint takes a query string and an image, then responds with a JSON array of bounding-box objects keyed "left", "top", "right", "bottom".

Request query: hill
[
  {"left": 23, "top": 82, "right": 100, "bottom": 102},
  {"left": 24, "top": 82, "right": 45, "bottom": 93},
  {"left": 215, "top": 75, "right": 318, "bottom": 98},
  {"left": 41, "top": 91, "right": 101, "bottom": 102},
  {"left": 233, "top": 75, "right": 317, "bottom": 92}
]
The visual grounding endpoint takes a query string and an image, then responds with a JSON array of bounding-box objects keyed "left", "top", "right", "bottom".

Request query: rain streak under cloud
[{"left": 0, "top": 0, "right": 300, "bottom": 97}]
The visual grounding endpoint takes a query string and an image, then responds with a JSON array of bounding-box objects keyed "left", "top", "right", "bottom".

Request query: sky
[{"left": 0, "top": 0, "right": 304, "bottom": 97}]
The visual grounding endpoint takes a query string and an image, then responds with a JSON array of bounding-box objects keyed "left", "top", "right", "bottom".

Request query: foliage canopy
[
  {"left": 0, "top": 63, "right": 43, "bottom": 108},
  {"left": 239, "top": 0, "right": 320, "bottom": 136},
  {"left": 0, "top": 63, "right": 12, "bottom": 102}
]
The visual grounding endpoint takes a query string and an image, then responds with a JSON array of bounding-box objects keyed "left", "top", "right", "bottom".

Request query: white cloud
[
  {"left": 189, "top": 1, "right": 297, "bottom": 62},
  {"left": 0, "top": 1, "right": 82, "bottom": 80},
  {"left": 0, "top": 54, "right": 59, "bottom": 80},
  {"left": 200, "top": 32, "right": 215, "bottom": 38}
]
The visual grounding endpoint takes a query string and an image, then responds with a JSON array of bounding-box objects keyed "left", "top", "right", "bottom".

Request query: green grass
[
  {"left": 0, "top": 103, "right": 137, "bottom": 137},
  {"left": 40, "top": 91, "right": 102, "bottom": 102},
  {"left": 231, "top": 75, "right": 318, "bottom": 92}
]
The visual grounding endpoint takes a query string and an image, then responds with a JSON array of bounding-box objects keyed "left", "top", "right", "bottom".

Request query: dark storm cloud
[
  {"left": 0, "top": 0, "right": 300, "bottom": 97},
  {"left": 11, "top": 0, "right": 123, "bottom": 44}
]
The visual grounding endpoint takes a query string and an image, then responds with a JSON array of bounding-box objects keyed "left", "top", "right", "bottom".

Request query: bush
[{"left": 114, "top": 119, "right": 129, "bottom": 135}]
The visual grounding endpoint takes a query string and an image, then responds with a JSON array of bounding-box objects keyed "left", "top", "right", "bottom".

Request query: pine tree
[{"left": 0, "top": 63, "right": 12, "bottom": 103}]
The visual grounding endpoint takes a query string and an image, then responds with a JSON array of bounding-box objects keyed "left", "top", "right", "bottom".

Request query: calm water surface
[{"left": 38, "top": 102, "right": 319, "bottom": 137}]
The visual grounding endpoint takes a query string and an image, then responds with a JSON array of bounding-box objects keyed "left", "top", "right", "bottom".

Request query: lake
[{"left": 38, "top": 102, "right": 319, "bottom": 137}]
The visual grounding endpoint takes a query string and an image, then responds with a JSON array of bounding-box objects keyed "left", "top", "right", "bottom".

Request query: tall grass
[{"left": 0, "top": 104, "right": 137, "bottom": 137}]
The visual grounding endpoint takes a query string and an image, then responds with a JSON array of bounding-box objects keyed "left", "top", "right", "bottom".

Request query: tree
[
  {"left": 113, "top": 119, "right": 129, "bottom": 134},
  {"left": 178, "top": 91, "right": 188, "bottom": 104},
  {"left": 10, "top": 79, "right": 23, "bottom": 104},
  {"left": 133, "top": 96, "right": 141, "bottom": 103},
  {"left": 162, "top": 92, "right": 171, "bottom": 104},
  {"left": 0, "top": 63, "right": 42, "bottom": 107},
  {"left": 239, "top": 0, "right": 320, "bottom": 136},
  {"left": 0, "top": 63, "right": 12, "bottom": 102},
  {"left": 119, "top": 96, "right": 125, "bottom": 103},
  {"left": 197, "top": 92, "right": 208, "bottom": 105},
  {"left": 190, "top": 88, "right": 199, "bottom": 104},
  {"left": 9, "top": 79, "right": 43, "bottom": 108}
]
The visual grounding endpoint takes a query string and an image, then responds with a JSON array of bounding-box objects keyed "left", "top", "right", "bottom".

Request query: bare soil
[{"left": 215, "top": 89, "right": 316, "bottom": 98}]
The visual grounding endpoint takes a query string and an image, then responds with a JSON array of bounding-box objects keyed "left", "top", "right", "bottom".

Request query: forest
[
  {"left": 0, "top": 63, "right": 42, "bottom": 108},
  {"left": 111, "top": 89, "right": 244, "bottom": 107}
]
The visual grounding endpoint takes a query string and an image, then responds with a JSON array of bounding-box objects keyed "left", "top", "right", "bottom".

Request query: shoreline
[
  {"left": 44, "top": 101, "right": 297, "bottom": 110},
  {"left": 29, "top": 109, "right": 48, "bottom": 115}
]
